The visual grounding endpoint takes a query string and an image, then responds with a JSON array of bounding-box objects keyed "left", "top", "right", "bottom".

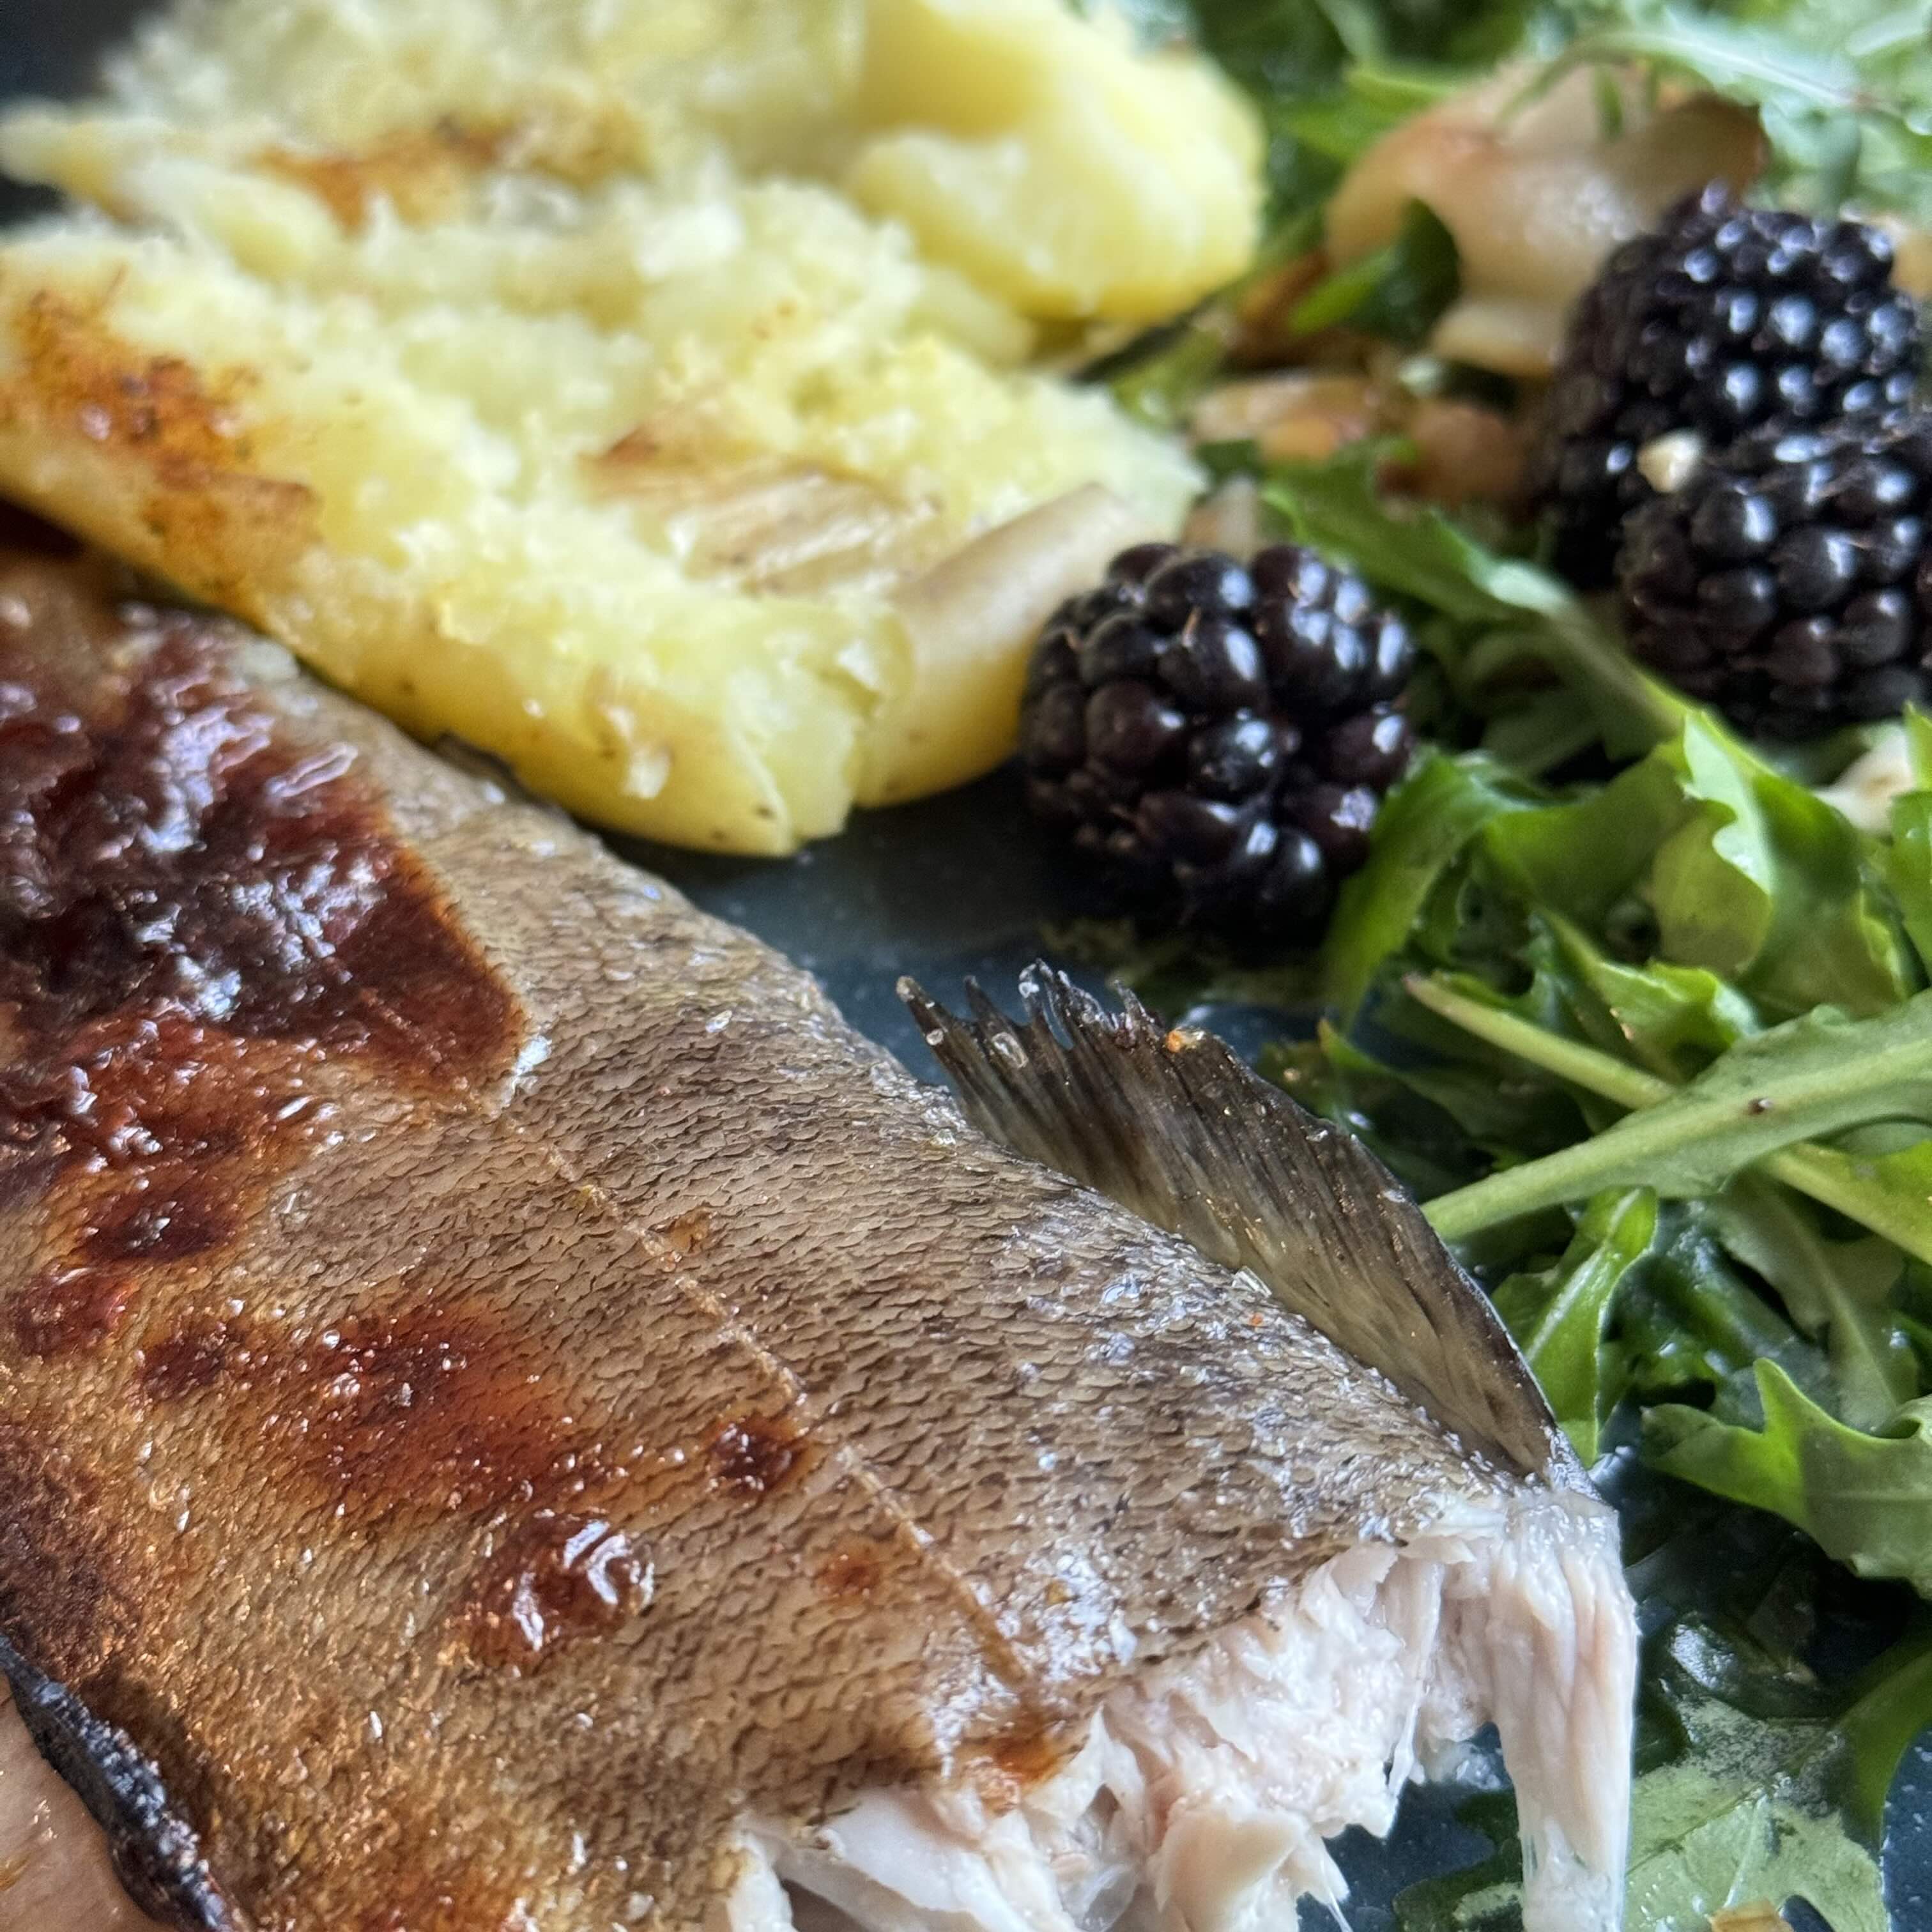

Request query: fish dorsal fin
[{"left": 902, "top": 964, "right": 1574, "bottom": 1483}]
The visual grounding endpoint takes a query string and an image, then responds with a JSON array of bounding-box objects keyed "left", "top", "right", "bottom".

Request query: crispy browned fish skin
[{"left": 0, "top": 546, "right": 1518, "bottom": 1931}]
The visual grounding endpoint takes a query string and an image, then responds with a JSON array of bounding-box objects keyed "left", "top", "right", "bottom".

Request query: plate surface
[{"left": 4, "top": 8, "right": 1931, "bottom": 1926}]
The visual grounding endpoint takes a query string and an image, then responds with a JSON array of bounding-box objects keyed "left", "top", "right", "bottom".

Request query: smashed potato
[{"left": 0, "top": 0, "right": 1261, "bottom": 852}]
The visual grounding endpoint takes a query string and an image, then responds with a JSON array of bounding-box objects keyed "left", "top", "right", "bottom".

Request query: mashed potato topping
[{"left": 0, "top": 0, "right": 1261, "bottom": 851}]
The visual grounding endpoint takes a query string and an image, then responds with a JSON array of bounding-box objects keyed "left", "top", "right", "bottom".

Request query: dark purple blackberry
[
  {"left": 1530, "top": 183, "right": 1922, "bottom": 587},
  {"left": 1020, "top": 541, "right": 1417, "bottom": 935},
  {"left": 1619, "top": 414, "right": 1932, "bottom": 737}
]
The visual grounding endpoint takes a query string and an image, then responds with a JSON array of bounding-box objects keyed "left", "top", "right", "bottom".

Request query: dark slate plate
[{"left": 6, "top": 10, "right": 1931, "bottom": 1925}]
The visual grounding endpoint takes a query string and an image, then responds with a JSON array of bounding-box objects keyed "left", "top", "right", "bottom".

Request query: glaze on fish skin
[{"left": 0, "top": 547, "right": 1634, "bottom": 1932}]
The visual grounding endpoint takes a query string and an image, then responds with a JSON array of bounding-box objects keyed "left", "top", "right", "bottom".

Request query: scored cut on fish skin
[{"left": 0, "top": 543, "right": 1634, "bottom": 1932}]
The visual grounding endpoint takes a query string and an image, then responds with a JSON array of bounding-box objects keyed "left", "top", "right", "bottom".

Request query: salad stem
[
  {"left": 1494, "top": 570, "right": 1693, "bottom": 751},
  {"left": 1409, "top": 974, "right": 1932, "bottom": 1262},
  {"left": 1402, "top": 973, "right": 1669, "bottom": 1111}
]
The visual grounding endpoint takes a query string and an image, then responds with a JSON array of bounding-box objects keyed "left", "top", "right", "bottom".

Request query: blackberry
[
  {"left": 1019, "top": 541, "right": 1416, "bottom": 935},
  {"left": 1618, "top": 414, "right": 1932, "bottom": 737},
  {"left": 1531, "top": 183, "right": 1922, "bottom": 586}
]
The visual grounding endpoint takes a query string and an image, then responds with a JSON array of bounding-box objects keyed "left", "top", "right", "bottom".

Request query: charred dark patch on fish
[
  {"left": 10, "top": 1265, "right": 138, "bottom": 1359},
  {"left": 0, "top": 1628, "right": 234, "bottom": 1930},
  {"left": 0, "top": 613, "right": 525, "bottom": 1229},
  {"left": 709, "top": 1412, "right": 811, "bottom": 1499},
  {"left": 902, "top": 965, "right": 1574, "bottom": 1484},
  {"left": 277, "top": 1306, "right": 573, "bottom": 1524},
  {"left": 0, "top": 1426, "right": 126, "bottom": 1679},
  {"left": 463, "top": 1512, "right": 653, "bottom": 1673},
  {"left": 0, "top": 1018, "right": 319, "bottom": 1306},
  {"left": 136, "top": 1313, "right": 245, "bottom": 1401},
  {"left": 134, "top": 1297, "right": 628, "bottom": 1529},
  {"left": 83, "top": 1190, "right": 233, "bottom": 1264},
  {"left": 0, "top": 602, "right": 532, "bottom": 1546}
]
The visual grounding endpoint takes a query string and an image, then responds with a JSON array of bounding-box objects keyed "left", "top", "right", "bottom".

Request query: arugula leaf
[
  {"left": 1494, "top": 1187, "right": 1659, "bottom": 1459},
  {"left": 1395, "top": 1611, "right": 1932, "bottom": 1932},
  {"left": 1288, "top": 197, "right": 1460, "bottom": 341},
  {"left": 1619, "top": 1208, "right": 1830, "bottom": 1407},
  {"left": 1902, "top": 705, "right": 1932, "bottom": 789},
  {"left": 1621, "top": 1618, "right": 1909, "bottom": 1932},
  {"left": 1651, "top": 717, "right": 1781, "bottom": 982},
  {"left": 1709, "top": 1180, "right": 1916, "bottom": 1430},
  {"left": 1322, "top": 1011, "right": 1594, "bottom": 1166},
  {"left": 1652, "top": 718, "right": 1915, "bottom": 1016},
  {"left": 1886, "top": 783, "right": 1932, "bottom": 977},
  {"left": 1649, "top": 1362, "right": 1932, "bottom": 1594},
  {"left": 1404, "top": 972, "right": 1932, "bottom": 1268},
  {"left": 1476, "top": 683, "right": 1603, "bottom": 775},
  {"left": 1423, "top": 992, "right": 1932, "bottom": 1236},
  {"left": 1546, "top": 918, "right": 1759, "bottom": 1078},
  {"left": 1275, "top": 1023, "right": 1562, "bottom": 1204},
  {"left": 1261, "top": 447, "right": 1512, "bottom": 620},
  {"left": 1839, "top": 1628, "right": 1932, "bottom": 1840},
  {"left": 1483, "top": 755, "right": 1694, "bottom": 930},
  {"left": 1536, "top": 0, "right": 1932, "bottom": 218},
  {"left": 1466, "top": 717, "right": 1913, "bottom": 1018},
  {"left": 1789, "top": 1135, "right": 1932, "bottom": 1266},
  {"left": 1323, "top": 750, "right": 1531, "bottom": 1017}
]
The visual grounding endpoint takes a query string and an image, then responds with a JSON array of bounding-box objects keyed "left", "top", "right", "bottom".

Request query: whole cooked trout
[{"left": 0, "top": 540, "right": 1636, "bottom": 1932}]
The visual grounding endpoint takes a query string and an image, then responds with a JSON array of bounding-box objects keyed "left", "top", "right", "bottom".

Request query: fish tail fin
[{"left": 901, "top": 964, "right": 1572, "bottom": 1483}]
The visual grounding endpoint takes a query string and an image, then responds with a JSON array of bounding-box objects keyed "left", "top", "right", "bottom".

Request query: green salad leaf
[
  {"left": 1395, "top": 1613, "right": 1932, "bottom": 1931},
  {"left": 1323, "top": 750, "right": 1533, "bottom": 1017},
  {"left": 1547, "top": 919, "right": 1759, "bottom": 1075},
  {"left": 1617, "top": 1207, "right": 1832, "bottom": 1407},
  {"left": 1620, "top": 1621, "right": 1910, "bottom": 1932},
  {"left": 1287, "top": 197, "right": 1460, "bottom": 339},
  {"left": 1707, "top": 1181, "right": 1915, "bottom": 1429},
  {"left": 1259, "top": 450, "right": 1690, "bottom": 752},
  {"left": 1542, "top": 0, "right": 1932, "bottom": 217},
  {"left": 1650, "top": 1364, "right": 1932, "bottom": 1591},
  {"left": 1889, "top": 790, "right": 1932, "bottom": 975},
  {"left": 1494, "top": 1187, "right": 1660, "bottom": 1458},
  {"left": 1423, "top": 993, "right": 1932, "bottom": 1232}
]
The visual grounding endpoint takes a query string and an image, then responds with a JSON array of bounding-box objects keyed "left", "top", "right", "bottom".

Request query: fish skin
[{"left": 0, "top": 547, "right": 1581, "bottom": 1929}]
